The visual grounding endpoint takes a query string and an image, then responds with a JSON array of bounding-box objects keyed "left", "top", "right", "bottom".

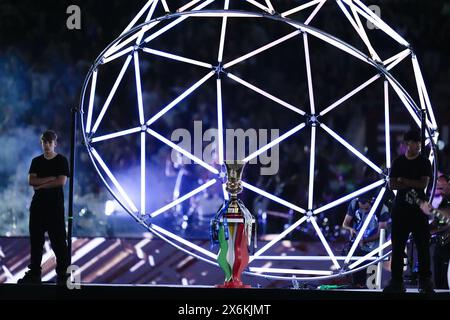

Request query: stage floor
[{"left": 1, "top": 283, "right": 449, "bottom": 301}]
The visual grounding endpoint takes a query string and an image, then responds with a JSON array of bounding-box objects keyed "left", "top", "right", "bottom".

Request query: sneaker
[
  {"left": 56, "top": 274, "right": 69, "bottom": 287},
  {"left": 418, "top": 279, "right": 435, "bottom": 294},
  {"left": 17, "top": 270, "right": 41, "bottom": 284},
  {"left": 383, "top": 282, "right": 406, "bottom": 293}
]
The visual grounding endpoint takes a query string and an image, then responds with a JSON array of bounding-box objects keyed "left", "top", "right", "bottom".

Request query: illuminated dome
[{"left": 80, "top": 0, "right": 438, "bottom": 281}]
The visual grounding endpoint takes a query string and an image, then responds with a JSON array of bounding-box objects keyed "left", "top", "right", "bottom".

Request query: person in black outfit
[
  {"left": 17, "top": 130, "right": 70, "bottom": 285},
  {"left": 383, "top": 129, "right": 434, "bottom": 293},
  {"left": 420, "top": 174, "right": 450, "bottom": 289}
]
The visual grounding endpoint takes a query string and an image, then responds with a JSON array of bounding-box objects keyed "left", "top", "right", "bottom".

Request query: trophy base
[{"left": 216, "top": 280, "right": 251, "bottom": 289}]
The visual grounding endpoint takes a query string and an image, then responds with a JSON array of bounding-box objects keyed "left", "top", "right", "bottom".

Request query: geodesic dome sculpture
[{"left": 80, "top": 0, "right": 438, "bottom": 281}]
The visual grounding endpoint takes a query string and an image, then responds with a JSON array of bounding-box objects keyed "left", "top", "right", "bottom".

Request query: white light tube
[
  {"left": 149, "top": 179, "right": 217, "bottom": 217},
  {"left": 243, "top": 123, "right": 306, "bottom": 163},
  {"left": 146, "top": 71, "right": 214, "bottom": 126},
  {"left": 320, "top": 123, "right": 383, "bottom": 174},
  {"left": 86, "top": 69, "right": 98, "bottom": 133},
  {"left": 142, "top": 48, "right": 213, "bottom": 68},
  {"left": 384, "top": 80, "right": 391, "bottom": 168},
  {"left": 152, "top": 224, "right": 217, "bottom": 259},
  {"left": 91, "top": 148, "right": 138, "bottom": 212},
  {"left": 308, "top": 126, "right": 316, "bottom": 210},
  {"left": 227, "top": 73, "right": 306, "bottom": 115},
  {"left": 92, "top": 55, "right": 133, "bottom": 134},
  {"left": 320, "top": 74, "right": 380, "bottom": 116},
  {"left": 310, "top": 216, "right": 340, "bottom": 269},
  {"left": 216, "top": 78, "right": 224, "bottom": 165},
  {"left": 345, "top": 188, "right": 386, "bottom": 263},
  {"left": 91, "top": 127, "right": 141, "bottom": 143},
  {"left": 141, "top": 132, "right": 146, "bottom": 215},
  {"left": 147, "top": 128, "right": 219, "bottom": 174},
  {"left": 242, "top": 182, "right": 306, "bottom": 214},
  {"left": 251, "top": 216, "right": 307, "bottom": 261},
  {"left": 315, "top": 179, "right": 385, "bottom": 214},
  {"left": 281, "top": 0, "right": 322, "bottom": 17},
  {"left": 134, "top": 52, "right": 145, "bottom": 125}
]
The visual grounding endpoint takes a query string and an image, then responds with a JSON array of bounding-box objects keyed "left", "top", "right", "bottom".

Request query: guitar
[
  {"left": 405, "top": 190, "right": 450, "bottom": 225},
  {"left": 405, "top": 189, "right": 450, "bottom": 246}
]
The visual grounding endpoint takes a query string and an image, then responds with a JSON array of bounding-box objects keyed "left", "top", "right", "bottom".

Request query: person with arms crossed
[{"left": 18, "top": 130, "right": 70, "bottom": 285}]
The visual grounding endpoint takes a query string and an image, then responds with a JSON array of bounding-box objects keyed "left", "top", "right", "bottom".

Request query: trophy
[{"left": 210, "top": 160, "right": 256, "bottom": 288}]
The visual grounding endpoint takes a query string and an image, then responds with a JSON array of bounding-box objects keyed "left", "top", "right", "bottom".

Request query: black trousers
[
  {"left": 29, "top": 202, "right": 69, "bottom": 276},
  {"left": 434, "top": 242, "right": 450, "bottom": 289},
  {"left": 390, "top": 206, "right": 431, "bottom": 284},
  {"left": 352, "top": 246, "right": 370, "bottom": 287}
]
